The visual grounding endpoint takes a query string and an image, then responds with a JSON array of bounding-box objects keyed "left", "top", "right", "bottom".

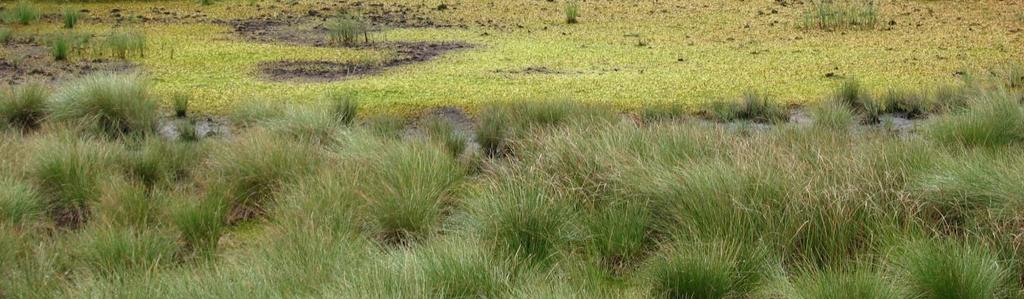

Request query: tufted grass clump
[
  {"left": 72, "top": 225, "right": 178, "bottom": 277},
  {"left": 890, "top": 239, "right": 1010, "bottom": 299},
  {"left": 62, "top": 8, "right": 81, "bottom": 29},
  {"left": 30, "top": 136, "right": 114, "bottom": 228},
  {"left": 834, "top": 78, "right": 881, "bottom": 123},
  {"left": 327, "top": 92, "right": 359, "bottom": 125},
  {"left": 49, "top": 73, "right": 158, "bottom": 138},
  {"left": 812, "top": 100, "right": 855, "bottom": 131},
  {"left": 705, "top": 92, "right": 787, "bottom": 123},
  {"left": 423, "top": 116, "right": 467, "bottom": 157},
  {"left": 208, "top": 130, "right": 320, "bottom": 223},
  {"left": 106, "top": 30, "right": 146, "bottom": 59},
  {"left": 171, "top": 93, "right": 190, "bottom": 118},
  {"left": 172, "top": 194, "right": 226, "bottom": 258},
  {"left": 49, "top": 33, "right": 81, "bottom": 61},
  {"left": 641, "top": 240, "right": 769, "bottom": 299},
  {"left": 467, "top": 171, "right": 576, "bottom": 265},
  {"left": 5, "top": 0, "right": 40, "bottom": 25},
  {"left": 927, "top": 90, "right": 1024, "bottom": 148},
  {"left": 565, "top": 0, "right": 580, "bottom": 24},
  {"left": 0, "top": 82, "right": 48, "bottom": 131},
  {"left": 121, "top": 138, "right": 203, "bottom": 188},
  {"left": 785, "top": 267, "right": 898, "bottom": 299},
  {"left": 0, "top": 179, "right": 45, "bottom": 227},
  {"left": 353, "top": 138, "right": 465, "bottom": 244},
  {"left": 325, "top": 15, "right": 368, "bottom": 46},
  {"left": 802, "top": 0, "right": 879, "bottom": 30},
  {"left": 882, "top": 88, "right": 931, "bottom": 118}
]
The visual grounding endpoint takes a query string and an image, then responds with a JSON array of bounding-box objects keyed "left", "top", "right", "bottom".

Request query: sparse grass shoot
[
  {"left": 5, "top": 0, "right": 40, "bottom": 25},
  {"left": 565, "top": 0, "right": 580, "bottom": 24},
  {"left": 62, "top": 8, "right": 81, "bottom": 29}
]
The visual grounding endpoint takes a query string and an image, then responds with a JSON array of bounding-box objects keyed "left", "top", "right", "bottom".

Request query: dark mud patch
[
  {"left": 230, "top": 8, "right": 456, "bottom": 48},
  {"left": 0, "top": 42, "right": 136, "bottom": 85},
  {"left": 258, "top": 42, "right": 471, "bottom": 82}
]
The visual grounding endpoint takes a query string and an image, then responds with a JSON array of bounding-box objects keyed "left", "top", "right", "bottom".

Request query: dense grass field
[{"left": 3, "top": 0, "right": 1024, "bottom": 298}]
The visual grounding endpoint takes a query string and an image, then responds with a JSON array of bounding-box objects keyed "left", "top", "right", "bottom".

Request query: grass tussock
[
  {"left": 30, "top": 136, "right": 115, "bottom": 228},
  {"left": 1, "top": 82, "right": 48, "bottom": 131},
  {"left": 642, "top": 240, "right": 769, "bottom": 298},
  {"left": 0, "top": 178, "right": 45, "bottom": 227},
  {"left": 49, "top": 73, "right": 158, "bottom": 138},
  {"left": 208, "top": 130, "right": 320, "bottom": 223},
  {"left": 890, "top": 239, "right": 1011, "bottom": 299}
]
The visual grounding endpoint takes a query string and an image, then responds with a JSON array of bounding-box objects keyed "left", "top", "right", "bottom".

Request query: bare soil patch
[
  {"left": 257, "top": 42, "right": 470, "bottom": 82},
  {"left": 0, "top": 41, "right": 136, "bottom": 85}
]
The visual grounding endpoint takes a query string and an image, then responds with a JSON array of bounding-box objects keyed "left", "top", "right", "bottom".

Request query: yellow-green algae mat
[{"left": 5, "top": 0, "right": 1024, "bottom": 114}]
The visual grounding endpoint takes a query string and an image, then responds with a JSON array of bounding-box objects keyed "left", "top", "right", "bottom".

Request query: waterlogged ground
[{"left": 2, "top": 0, "right": 1022, "bottom": 112}]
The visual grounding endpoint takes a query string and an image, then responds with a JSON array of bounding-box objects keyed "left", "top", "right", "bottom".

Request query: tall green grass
[{"left": 72, "top": 225, "right": 178, "bottom": 277}]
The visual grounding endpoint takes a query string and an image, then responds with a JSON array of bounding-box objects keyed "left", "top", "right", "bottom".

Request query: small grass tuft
[
  {"left": 105, "top": 30, "right": 146, "bottom": 59},
  {"left": 62, "top": 8, "right": 81, "bottom": 29},
  {"left": 49, "top": 33, "right": 73, "bottom": 61},
  {"left": 565, "top": 0, "right": 580, "bottom": 24},
  {"left": 171, "top": 93, "right": 190, "bottom": 118},
  {"left": 326, "top": 15, "right": 368, "bottom": 46},
  {"left": 834, "top": 78, "right": 880, "bottom": 123},
  {"left": 423, "top": 116, "right": 467, "bottom": 158},
  {"left": 812, "top": 100, "right": 855, "bottom": 131},
  {"left": 0, "top": 82, "right": 48, "bottom": 131},
  {"left": 476, "top": 106, "right": 509, "bottom": 157},
  {"left": 802, "top": 0, "right": 879, "bottom": 30},
  {"left": 0, "top": 27, "right": 12, "bottom": 44},
  {"left": 882, "top": 88, "right": 930, "bottom": 118},
  {"left": 49, "top": 73, "right": 158, "bottom": 138},
  {"left": 5, "top": 0, "right": 40, "bottom": 25}
]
